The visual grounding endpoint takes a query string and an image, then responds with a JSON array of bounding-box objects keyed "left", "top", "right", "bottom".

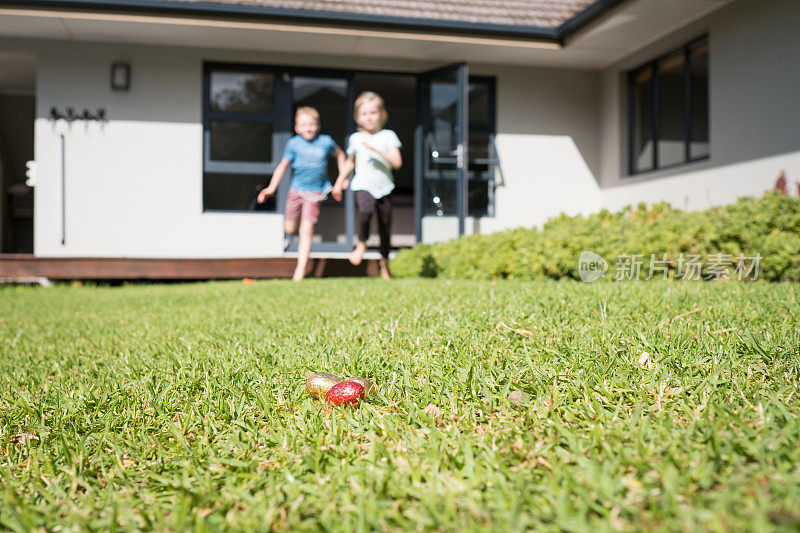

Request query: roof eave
[
  {"left": 9, "top": 0, "right": 567, "bottom": 41},
  {"left": 556, "top": 0, "right": 630, "bottom": 39}
]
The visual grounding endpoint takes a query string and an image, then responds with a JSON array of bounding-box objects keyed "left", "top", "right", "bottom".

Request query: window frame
[
  {"left": 627, "top": 35, "right": 709, "bottom": 176},
  {"left": 201, "top": 62, "right": 497, "bottom": 216},
  {"left": 202, "top": 62, "right": 292, "bottom": 212}
]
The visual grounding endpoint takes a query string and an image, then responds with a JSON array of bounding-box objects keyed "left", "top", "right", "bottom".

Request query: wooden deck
[{"left": 0, "top": 254, "right": 380, "bottom": 280}]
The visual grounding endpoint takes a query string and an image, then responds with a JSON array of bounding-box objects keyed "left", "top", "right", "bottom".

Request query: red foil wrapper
[{"left": 325, "top": 381, "right": 365, "bottom": 406}]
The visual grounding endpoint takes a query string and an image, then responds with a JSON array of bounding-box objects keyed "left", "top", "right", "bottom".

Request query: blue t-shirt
[{"left": 283, "top": 134, "right": 338, "bottom": 192}]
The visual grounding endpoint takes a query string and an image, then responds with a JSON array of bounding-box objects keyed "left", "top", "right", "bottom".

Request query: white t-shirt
[{"left": 346, "top": 129, "right": 402, "bottom": 199}]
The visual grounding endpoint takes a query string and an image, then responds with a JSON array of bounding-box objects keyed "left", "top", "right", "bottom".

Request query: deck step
[{"left": 0, "top": 255, "right": 380, "bottom": 280}]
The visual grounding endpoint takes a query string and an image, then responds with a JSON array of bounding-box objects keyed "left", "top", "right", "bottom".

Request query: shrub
[{"left": 391, "top": 191, "right": 800, "bottom": 281}]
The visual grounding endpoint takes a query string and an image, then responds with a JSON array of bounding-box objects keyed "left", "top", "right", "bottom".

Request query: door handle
[
  {"left": 454, "top": 143, "right": 464, "bottom": 168},
  {"left": 431, "top": 145, "right": 464, "bottom": 164}
]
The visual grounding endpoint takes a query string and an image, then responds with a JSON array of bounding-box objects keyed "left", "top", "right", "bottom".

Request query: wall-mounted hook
[
  {"left": 49, "top": 106, "right": 108, "bottom": 123},
  {"left": 50, "top": 106, "right": 108, "bottom": 123},
  {"left": 50, "top": 107, "right": 65, "bottom": 121}
]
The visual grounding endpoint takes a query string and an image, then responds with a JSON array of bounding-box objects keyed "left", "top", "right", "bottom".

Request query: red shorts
[{"left": 285, "top": 189, "right": 323, "bottom": 224}]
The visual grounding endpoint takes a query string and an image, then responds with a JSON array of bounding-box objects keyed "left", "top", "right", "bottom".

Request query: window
[
  {"left": 203, "top": 65, "right": 281, "bottom": 211},
  {"left": 628, "top": 37, "right": 709, "bottom": 174}
]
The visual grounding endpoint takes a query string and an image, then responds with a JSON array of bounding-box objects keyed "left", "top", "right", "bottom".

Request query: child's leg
[
  {"left": 350, "top": 190, "right": 374, "bottom": 266},
  {"left": 283, "top": 218, "right": 299, "bottom": 252},
  {"left": 293, "top": 219, "right": 315, "bottom": 282},
  {"left": 375, "top": 194, "right": 393, "bottom": 279},
  {"left": 292, "top": 198, "right": 321, "bottom": 282},
  {"left": 284, "top": 190, "right": 302, "bottom": 235}
]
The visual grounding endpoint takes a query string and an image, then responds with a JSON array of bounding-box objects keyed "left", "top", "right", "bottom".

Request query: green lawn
[{"left": 1, "top": 280, "right": 799, "bottom": 531}]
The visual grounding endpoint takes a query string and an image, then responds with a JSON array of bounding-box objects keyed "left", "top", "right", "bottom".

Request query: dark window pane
[
  {"left": 430, "top": 77, "right": 460, "bottom": 156},
  {"left": 468, "top": 131, "right": 491, "bottom": 176},
  {"left": 468, "top": 132, "right": 492, "bottom": 217},
  {"left": 423, "top": 74, "right": 459, "bottom": 217},
  {"left": 210, "top": 71, "right": 274, "bottom": 113},
  {"left": 210, "top": 122, "right": 272, "bottom": 162},
  {"left": 631, "top": 68, "right": 654, "bottom": 172},
  {"left": 657, "top": 52, "right": 686, "bottom": 167},
  {"left": 468, "top": 81, "right": 491, "bottom": 126},
  {"left": 468, "top": 179, "right": 489, "bottom": 217},
  {"left": 423, "top": 177, "right": 458, "bottom": 217},
  {"left": 690, "top": 42, "right": 709, "bottom": 159},
  {"left": 203, "top": 173, "right": 275, "bottom": 211}
]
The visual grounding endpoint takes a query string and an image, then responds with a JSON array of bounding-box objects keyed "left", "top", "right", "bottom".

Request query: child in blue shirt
[{"left": 258, "top": 106, "right": 345, "bottom": 281}]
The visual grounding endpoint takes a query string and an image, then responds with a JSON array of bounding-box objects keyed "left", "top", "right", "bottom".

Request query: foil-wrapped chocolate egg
[
  {"left": 306, "top": 372, "right": 342, "bottom": 399},
  {"left": 348, "top": 376, "right": 376, "bottom": 396},
  {"left": 324, "top": 381, "right": 365, "bottom": 406}
]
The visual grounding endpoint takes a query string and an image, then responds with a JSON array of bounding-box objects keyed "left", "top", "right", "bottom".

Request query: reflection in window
[
  {"left": 690, "top": 42, "right": 709, "bottom": 160},
  {"left": 203, "top": 173, "right": 276, "bottom": 211},
  {"left": 431, "top": 81, "right": 459, "bottom": 160},
  {"left": 293, "top": 77, "right": 346, "bottom": 103},
  {"left": 210, "top": 71, "right": 273, "bottom": 113},
  {"left": 210, "top": 122, "right": 272, "bottom": 162},
  {"left": 657, "top": 52, "right": 686, "bottom": 167},
  {"left": 468, "top": 82, "right": 490, "bottom": 126},
  {"left": 631, "top": 68, "right": 654, "bottom": 173},
  {"left": 203, "top": 66, "right": 276, "bottom": 212},
  {"left": 628, "top": 37, "right": 709, "bottom": 174}
]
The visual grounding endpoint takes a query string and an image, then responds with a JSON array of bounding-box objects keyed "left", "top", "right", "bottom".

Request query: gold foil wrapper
[
  {"left": 306, "top": 372, "right": 343, "bottom": 399},
  {"left": 348, "top": 376, "right": 376, "bottom": 396}
]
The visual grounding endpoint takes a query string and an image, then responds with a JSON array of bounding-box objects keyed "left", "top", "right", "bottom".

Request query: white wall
[
  {"left": 30, "top": 42, "right": 289, "bottom": 257},
  {"left": 598, "top": 0, "right": 800, "bottom": 210},
  {"left": 472, "top": 64, "right": 602, "bottom": 234}
]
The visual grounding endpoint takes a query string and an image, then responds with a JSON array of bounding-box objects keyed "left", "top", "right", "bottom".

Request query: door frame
[
  {"left": 283, "top": 69, "right": 356, "bottom": 253},
  {"left": 415, "top": 62, "right": 469, "bottom": 243},
  {"left": 203, "top": 60, "right": 493, "bottom": 254}
]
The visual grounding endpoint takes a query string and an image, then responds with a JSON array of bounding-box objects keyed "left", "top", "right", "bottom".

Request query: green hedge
[{"left": 391, "top": 191, "right": 800, "bottom": 282}]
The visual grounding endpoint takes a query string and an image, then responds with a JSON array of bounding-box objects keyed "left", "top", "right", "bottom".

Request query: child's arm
[
  {"left": 334, "top": 146, "right": 347, "bottom": 174},
  {"left": 257, "top": 158, "right": 290, "bottom": 203},
  {"left": 362, "top": 143, "right": 402, "bottom": 170},
  {"left": 332, "top": 154, "right": 355, "bottom": 202}
]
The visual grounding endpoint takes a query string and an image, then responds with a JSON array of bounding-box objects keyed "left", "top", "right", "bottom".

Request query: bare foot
[
  {"left": 349, "top": 243, "right": 366, "bottom": 266},
  {"left": 378, "top": 258, "right": 392, "bottom": 280},
  {"left": 292, "top": 269, "right": 304, "bottom": 282}
]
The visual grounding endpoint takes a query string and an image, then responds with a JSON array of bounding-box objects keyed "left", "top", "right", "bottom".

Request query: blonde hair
[
  {"left": 295, "top": 106, "right": 320, "bottom": 124},
  {"left": 354, "top": 91, "right": 388, "bottom": 129}
]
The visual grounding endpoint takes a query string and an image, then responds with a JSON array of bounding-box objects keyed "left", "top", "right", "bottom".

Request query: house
[{"left": 0, "top": 0, "right": 797, "bottom": 277}]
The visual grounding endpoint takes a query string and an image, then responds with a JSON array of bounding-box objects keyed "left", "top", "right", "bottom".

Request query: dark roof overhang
[{"left": 4, "top": 0, "right": 630, "bottom": 45}]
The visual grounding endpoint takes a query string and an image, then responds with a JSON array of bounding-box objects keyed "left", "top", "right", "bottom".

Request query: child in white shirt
[{"left": 333, "top": 91, "right": 402, "bottom": 280}]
